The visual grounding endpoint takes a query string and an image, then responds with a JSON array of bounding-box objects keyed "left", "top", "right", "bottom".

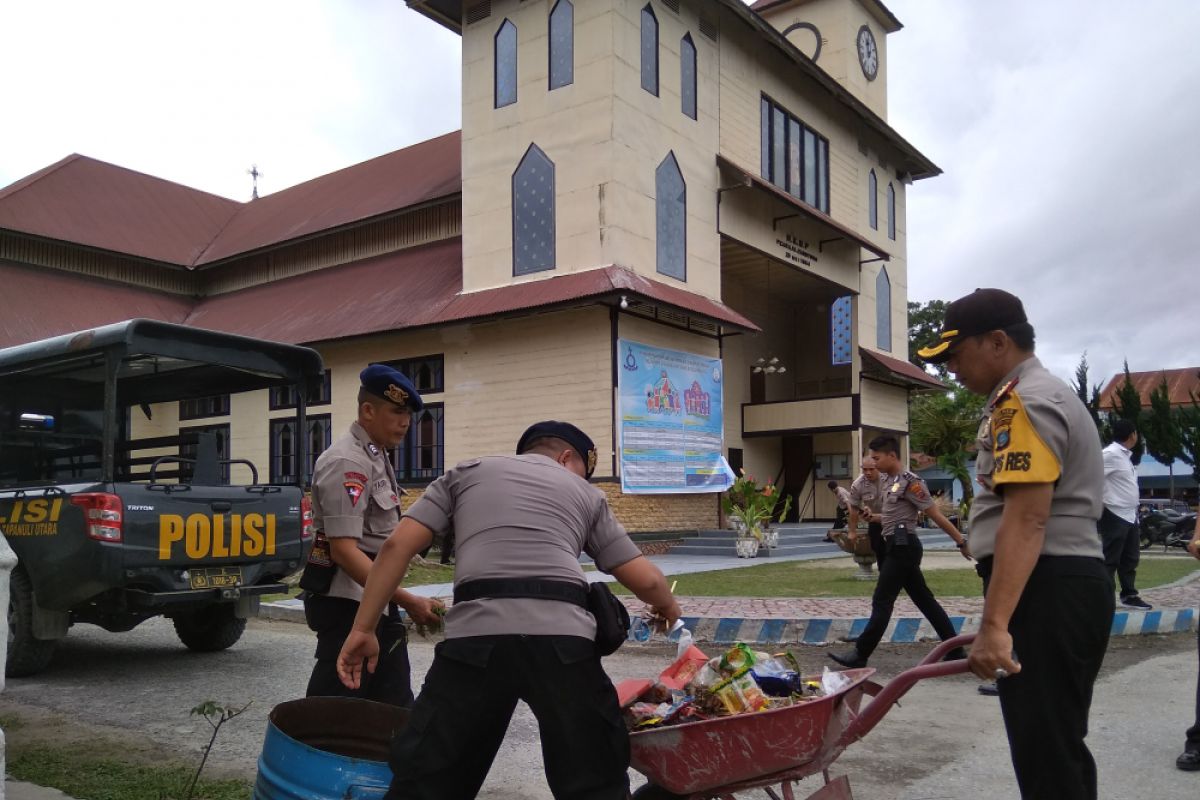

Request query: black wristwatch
[{"left": 956, "top": 540, "right": 968, "bottom": 549}]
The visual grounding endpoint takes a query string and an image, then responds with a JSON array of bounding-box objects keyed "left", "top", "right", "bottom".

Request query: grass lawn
[{"left": 610, "top": 555, "right": 1200, "bottom": 598}]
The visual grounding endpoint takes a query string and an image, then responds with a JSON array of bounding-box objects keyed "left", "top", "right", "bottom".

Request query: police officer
[
  {"left": 337, "top": 420, "right": 680, "bottom": 800},
  {"left": 920, "top": 288, "right": 1111, "bottom": 800},
  {"left": 303, "top": 363, "right": 444, "bottom": 706},
  {"left": 829, "top": 435, "right": 970, "bottom": 669},
  {"left": 847, "top": 454, "right": 887, "bottom": 566}
]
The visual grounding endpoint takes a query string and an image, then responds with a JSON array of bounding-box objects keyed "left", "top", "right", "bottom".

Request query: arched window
[
  {"left": 641, "top": 5, "right": 658, "bottom": 96},
  {"left": 887, "top": 182, "right": 896, "bottom": 240},
  {"left": 680, "top": 33, "right": 696, "bottom": 119},
  {"left": 512, "top": 144, "right": 556, "bottom": 275},
  {"left": 549, "top": 0, "right": 573, "bottom": 90},
  {"left": 656, "top": 152, "right": 686, "bottom": 280},
  {"left": 868, "top": 169, "right": 878, "bottom": 230},
  {"left": 495, "top": 19, "right": 517, "bottom": 108},
  {"left": 876, "top": 266, "right": 891, "bottom": 351},
  {"left": 831, "top": 296, "right": 853, "bottom": 365}
]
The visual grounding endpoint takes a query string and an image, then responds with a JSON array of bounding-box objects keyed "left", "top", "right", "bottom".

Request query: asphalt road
[{"left": 1, "top": 617, "right": 1197, "bottom": 799}]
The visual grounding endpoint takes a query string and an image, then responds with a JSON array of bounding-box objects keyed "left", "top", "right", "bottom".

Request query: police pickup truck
[{"left": 0, "top": 320, "right": 324, "bottom": 676}]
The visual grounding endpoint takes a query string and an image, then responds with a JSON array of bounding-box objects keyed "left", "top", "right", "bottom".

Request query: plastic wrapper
[
  {"left": 719, "top": 643, "right": 757, "bottom": 674},
  {"left": 659, "top": 644, "right": 709, "bottom": 690},
  {"left": 711, "top": 668, "right": 769, "bottom": 715},
  {"left": 821, "top": 665, "right": 853, "bottom": 695},
  {"left": 752, "top": 671, "right": 803, "bottom": 697}
]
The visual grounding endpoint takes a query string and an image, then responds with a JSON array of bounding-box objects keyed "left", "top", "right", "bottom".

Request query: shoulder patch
[
  {"left": 344, "top": 481, "right": 365, "bottom": 506},
  {"left": 344, "top": 471, "right": 368, "bottom": 483},
  {"left": 907, "top": 481, "right": 928, "bottom": 501},
  {"left": 991, "top": 391, "right": 1061, "bottom": 485}
]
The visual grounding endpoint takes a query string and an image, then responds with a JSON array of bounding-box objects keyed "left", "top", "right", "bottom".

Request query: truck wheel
[
  {"left": 172, "top": 605, "right": 247, "bottom": 652},
  {"left": 7, "top": 568, "right": 59, "bottom": 678}
]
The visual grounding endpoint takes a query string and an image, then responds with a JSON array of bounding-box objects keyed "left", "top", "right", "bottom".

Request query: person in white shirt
[{"left": 1098, "top": 419, "right": 1150, "bottom": 610}]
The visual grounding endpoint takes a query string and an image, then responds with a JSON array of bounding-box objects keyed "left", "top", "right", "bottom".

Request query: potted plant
[{"left": 722, "top": 470, "right": 793, "bottom": 558}]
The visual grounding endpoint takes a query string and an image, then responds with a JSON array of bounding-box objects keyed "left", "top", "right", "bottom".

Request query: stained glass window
[
  {"left": 656, "top": 152, "right": 686, "bottom": 281},
  {"left": 641, "top": 5, "right": 658, "bottom": 96},
  {"left": 512, "top": 144, "right": 556, "bottom": 275},
  {"left": 868, "top": 169, "right": 878, "bottom": 230},
  {"left": 495, "top": 19, "right": 517, "bottom": 108},
  {"left": 887, "top": 182, "right": 896, "bottom": 240},
  {"left": 831, "top": 296, "right": 853, "bottom": 365},
  {"left": 876, "top": 266, "right": 892, "bottom": 351},
  {"left": 549, "top": 0, "right": 573, "bottom": 90},
  {"left": 680, "top": 33, "right": 696, "bottom": 119}
]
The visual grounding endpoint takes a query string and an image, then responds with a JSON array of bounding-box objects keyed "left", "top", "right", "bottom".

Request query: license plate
[{"left": 189, "top": 567, "right": 242, "bottom": 590}]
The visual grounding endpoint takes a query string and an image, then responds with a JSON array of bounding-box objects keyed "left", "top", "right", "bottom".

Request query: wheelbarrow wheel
[{"left": 632, "top": 784, "right": 689, "bottom": 800}]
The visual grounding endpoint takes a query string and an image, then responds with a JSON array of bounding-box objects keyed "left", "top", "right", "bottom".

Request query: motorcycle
[{"left": 1138, "top": 506, "right": 1197, "bottom": 551}]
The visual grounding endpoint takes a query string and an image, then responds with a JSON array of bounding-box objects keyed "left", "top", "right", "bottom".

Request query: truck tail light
[
  {"left": 300, "top": 495, "right": 315, "bottom": 541},
  {"left": 71, "top": 493, "right": 124, "bottom": 542}
]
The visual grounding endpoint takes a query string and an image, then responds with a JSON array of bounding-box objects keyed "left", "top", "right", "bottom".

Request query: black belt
[{"left": 453, "top": 578, "right": 588, "bottom": 608}]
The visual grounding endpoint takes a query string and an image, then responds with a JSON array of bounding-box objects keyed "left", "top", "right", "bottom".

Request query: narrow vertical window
[
  {"left": 816, "top": 137, "right": 828, "bottom": 213},
  {"left": 680, "top": 33, "right": 696, "bottom": 119},
  {"left": 512, "top": 144, "right": 556, "bottom": 275},
  {"left": 802, "top": 128, "right": 817, "bottom": 205},
  {"left": 868, "top": 169, "right": 878, "bottom": 230},
  {"left": 771, "top": 106, "right": 785, "bottom": 188},
  {"left": 887, "top": 182, "right": 896, "bottom": 240},
  {"left": 641, "top": 5, "right": 658, "bottom": 96},
  {"left": 787, "top": 118, "right": 801, "bottom": 197},
  {"left": 656, "top": 152, "right": 686, "bottom": 281},
  {"left": 876, "top": 266, "right": 892, "bottom": 351},
  {"left": 760, "top": 97, "right": 770, "bottom": 178},
  {"left": 831, "top": 296, "right": 853, "bottom": 365},
  {"left": 549, "top": 0, "right": 573, "bottom": 90},
  {"left": 495, "top": 19, "right": 517, "bottom": 108}
]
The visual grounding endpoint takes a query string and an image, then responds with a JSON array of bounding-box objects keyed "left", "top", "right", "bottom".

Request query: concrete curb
[{"left": 258, "top": 601, "right": 1198, "bottom": 645}]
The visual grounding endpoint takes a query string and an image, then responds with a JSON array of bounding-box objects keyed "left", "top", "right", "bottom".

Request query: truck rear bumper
[{"left": 123, "top": 582, "right": 287, "bottom": 609}]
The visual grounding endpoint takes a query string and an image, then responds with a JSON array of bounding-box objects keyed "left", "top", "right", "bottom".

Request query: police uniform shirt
[
  {"left": 967, "top": 357, "right": 1104, "bottom": 561},
  {"left": 403, "top": 453, "right": 643, "bottom": 640},
  {"left": 849, "top": 473, "right": 886, "bottom": 516},
  {"left": 310, "top": 422, "right": 402, "bottom": 605},
  {"left": 880, "top": 471, "right": 934, "bottom": 537}
]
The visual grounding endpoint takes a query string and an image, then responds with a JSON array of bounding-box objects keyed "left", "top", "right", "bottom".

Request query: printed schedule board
[{"left": 617, "top": 339, "right": 731, "bottom": 494}]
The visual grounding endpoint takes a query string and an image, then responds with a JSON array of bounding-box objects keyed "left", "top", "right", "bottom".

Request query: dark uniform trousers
[
  {"left": 304, "top": 594, "right": 413, "bottom": 707},
  {"left": 1096, "top": 507, "right": 1140, "bottom": 598},
  {"left": 866, "top": 521, "right": 885, "bottom": 567},
  {"left": 385, "top": 635, "right": 630, "bottom": 800},
  {"left": 854, "top": 537, "right": 957, "bottom": 659},
  {"left": 979, "top": 555, "right": 1112, "bottom": 800},
  {"left": 1189, "top": 626, "right": 1200, "bottom": 754}
]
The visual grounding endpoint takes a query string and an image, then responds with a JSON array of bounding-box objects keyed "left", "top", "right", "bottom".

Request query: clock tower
[{"left": 752, "top": 0, "right": 899, "bottom": 120}]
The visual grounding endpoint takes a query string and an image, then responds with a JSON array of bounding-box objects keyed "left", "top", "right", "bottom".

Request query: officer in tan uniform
[
  {"left": 303, "top": 364, "right": 443, "bottom": 706},
  {"left": 337, "top": 421, "right": 680, "bottom": 800},
  {"left": 830, "top": 435, "right": 970, "bottom": 669},
  {"left": 920, "top": 288, "right": 1110, "bottom": 800},
  {"left": 847, "top": 454, "right": 887, "bottom": 566}
]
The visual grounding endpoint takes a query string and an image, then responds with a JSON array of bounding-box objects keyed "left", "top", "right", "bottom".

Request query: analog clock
[{"left": 856, "top": 24, "right": 878, "bottom": 81}]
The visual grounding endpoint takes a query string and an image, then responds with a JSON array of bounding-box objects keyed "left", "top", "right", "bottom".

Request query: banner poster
[{"left": 617, "top": 339, "right": 731, "bottom": 494}]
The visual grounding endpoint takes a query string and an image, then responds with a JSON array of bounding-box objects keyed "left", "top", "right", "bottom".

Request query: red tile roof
[
  {"left": 1099, "top": 368, "right": 1200, "bottom": 410},
  {"left": 0, "top": 131, "right": 462, "bottom": 268},
  {"left": 0, "top": 260, "right": 193, "bottom": 348},
  {"left": 195, "top": 131, "right": 461, "bottom": 265},
  {"left": 0, "top": 155, "right": 241, "bottom": 266},
  {"left": 860, "top": 347, "right": 945, "bottom": 390}
]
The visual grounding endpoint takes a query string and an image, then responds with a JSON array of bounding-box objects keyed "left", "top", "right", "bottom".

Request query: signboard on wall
[{"left": 617, "top": 339, "right": 731, "bottom": 494}]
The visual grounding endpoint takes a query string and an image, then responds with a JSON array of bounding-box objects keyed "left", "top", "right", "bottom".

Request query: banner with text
[{"left": 617, "top": 339, "right": 730, "bottom": 494}]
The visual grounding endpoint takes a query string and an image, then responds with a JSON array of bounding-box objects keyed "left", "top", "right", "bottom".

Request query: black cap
[
  {"left": 359, "top": 364, "right": 424, "bottom": 411},
  {"left": 517, "top": 420, "right": 598, "bottom": 479},
  {"left": 916, "top": 288, "right": 1028, "bottom": 364}
]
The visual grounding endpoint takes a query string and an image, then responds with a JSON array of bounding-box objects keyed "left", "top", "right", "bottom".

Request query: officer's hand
[
  {"left": 860, "top": 508, "right": 873, "bottom": 522},
  {"left": 1187, "top": 537, "right": 1200, "bottom": 561},
  {"left": 958, "top": 542, "right": 974, "bottom": 561},
  {"left": 846, "top": 529, "right": 859, "bottom": 543},
  {"left": 337, "top": 629, "right": 379, "bottom": 690},
  {"left": 400, "top": 595, "right": 444, "bottom": 627},
  {"left": 649, "top": 599, "right": 682, "bottom": 630},
  {"left": 967, "top": 624, "right": 1021, "bottom": 683}
]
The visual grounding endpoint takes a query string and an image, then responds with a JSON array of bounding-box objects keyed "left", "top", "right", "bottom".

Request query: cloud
[{"left": 888, "top": 0, "right": 1200, "bottom": 385}]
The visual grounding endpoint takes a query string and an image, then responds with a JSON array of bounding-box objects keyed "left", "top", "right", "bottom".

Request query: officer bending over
[
  {"left": 338, "top": 420, "right": 681, "bottom": 800},
  {"left": 303, "top": 364, "right": 443, "bottom": 706}
]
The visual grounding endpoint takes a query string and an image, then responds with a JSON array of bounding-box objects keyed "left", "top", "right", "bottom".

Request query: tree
[
  {"left": 907, "top": 300, "right": 950, "bottom": 379},
  {"left": 1177, "top": 393, "right": 1200, "bottom": 486},
  {"left": 1141, "top": 377, "right": 1183, "bottom": 499},
  {"left": 1069, "top": 351, "right": 1105, "bottom": 440},
  {"left": 909, "top": 380, "right": 985, "bottom": 513},
  {"left": 1111, "top": 361, "right": 1146, "bottom": 462}
]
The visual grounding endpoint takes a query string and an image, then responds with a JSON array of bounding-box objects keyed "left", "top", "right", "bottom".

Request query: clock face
[{"left": 856, "top": 25, "right": 879, "bottom": 81}]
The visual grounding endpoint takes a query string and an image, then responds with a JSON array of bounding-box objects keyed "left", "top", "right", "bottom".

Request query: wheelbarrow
[{"left": 629, "top": 634, "right": 975, "bottom": 800}]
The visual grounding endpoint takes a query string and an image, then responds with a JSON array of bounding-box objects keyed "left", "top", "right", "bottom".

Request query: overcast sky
[{"left": 2, "top": 0, "right": 1196, "bottom": 389}]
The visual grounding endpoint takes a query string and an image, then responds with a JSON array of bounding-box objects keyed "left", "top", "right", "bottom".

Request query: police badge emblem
[{"left": 384, "top": 383, "right": 409, "bottom": 405}]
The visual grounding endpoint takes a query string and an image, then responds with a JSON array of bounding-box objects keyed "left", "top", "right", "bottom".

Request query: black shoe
[
  {"left": 943, "top": 647, "right": 967, "bottom": 662},
  {"left": 977, "top": 682, "right": 999, "bottom": 696},
  {"left": 828, "top": 649, "right": 868, "bottom": 669},
  {"left": 1178, "top": 750, "right": 1200, "bottom": 771},
  {"left": 1120, "top": 595, "right": 1152, "bottom": 610}
]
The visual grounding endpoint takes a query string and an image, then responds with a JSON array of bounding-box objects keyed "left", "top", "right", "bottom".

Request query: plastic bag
[{"left": 821, "top": 665, "right": 852, "bottom": 695}]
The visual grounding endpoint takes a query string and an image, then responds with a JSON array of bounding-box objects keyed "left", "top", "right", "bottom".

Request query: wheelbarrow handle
[{"left": 836, "top": 633, "right": 976, "bottom": 747}]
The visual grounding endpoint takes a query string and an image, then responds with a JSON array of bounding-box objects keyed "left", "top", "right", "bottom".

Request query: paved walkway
[{"left": 260, "top": 550, "right": 1200, "bottom": 644}]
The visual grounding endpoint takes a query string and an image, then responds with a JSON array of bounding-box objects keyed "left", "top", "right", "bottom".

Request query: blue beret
[
  {"left": 360, "top": 364, "right": 424, "bottom": 411},
  {"left": 517, "top": 420, "right": 597, "bottom": 479}
]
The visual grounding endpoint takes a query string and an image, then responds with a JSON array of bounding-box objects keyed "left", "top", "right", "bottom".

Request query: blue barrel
[{"left": 254, "top": 697, "right": 408, "bottom": 799}]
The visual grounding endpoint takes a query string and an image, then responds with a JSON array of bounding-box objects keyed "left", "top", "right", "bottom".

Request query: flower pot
[
  {"left": 735, "top": 538, "right": 759, "bottom": 558},
  {"left": 762, "top": 527, "right": 779, "bottom": 550}
]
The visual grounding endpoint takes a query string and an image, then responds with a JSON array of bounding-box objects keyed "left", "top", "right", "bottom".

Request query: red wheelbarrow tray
[{"left": 628, "top": 634, "right": 974, "bottom": 798}]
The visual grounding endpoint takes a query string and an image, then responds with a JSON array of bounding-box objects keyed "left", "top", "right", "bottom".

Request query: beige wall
[
  {"left": 743, "top": 396, "right": 853, "bottom": 434},
  {"left": 859, "top": 377, "right": 908, "bottom": 432}
]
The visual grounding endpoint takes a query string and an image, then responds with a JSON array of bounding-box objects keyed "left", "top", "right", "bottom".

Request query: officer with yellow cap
[
  {"left": 336, "top": 420, "right": 681, "bottom": 800},
  {"left": 301, "top": 363, "right": 444, "bottom": 705},
  {"left": 919, "top": 288, "right": 1110, "bottom": 800}
]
